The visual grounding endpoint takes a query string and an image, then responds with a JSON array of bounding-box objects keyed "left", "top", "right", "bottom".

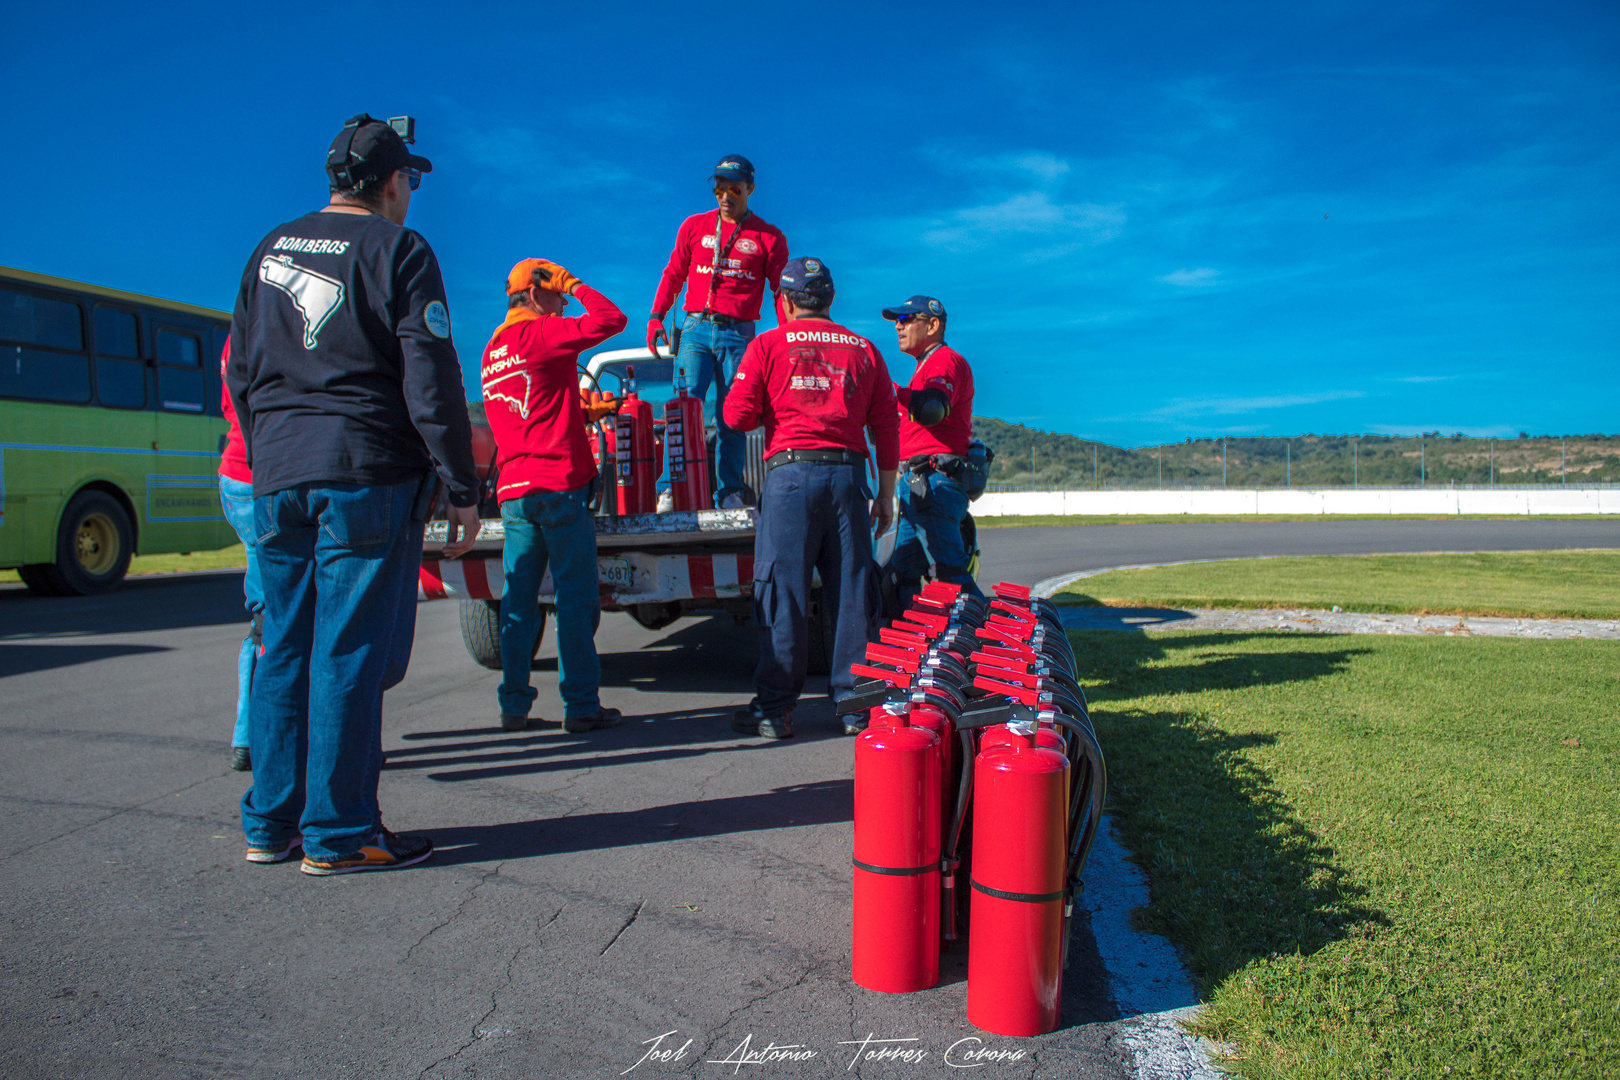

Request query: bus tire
[
  {"left": 18, "top": 565, "right": 66, "bottom": 595},
  {"left": 51, "top": 489, "right": 134, "bottom": 595},
  {"left": 460, "top": 598, "right": 546, "bottom": 670}
]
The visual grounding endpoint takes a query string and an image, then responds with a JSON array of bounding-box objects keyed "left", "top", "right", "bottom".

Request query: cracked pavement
[
  {"left": 10, "top": 520, "right": 1606, "bottom": 1077},
  {"left": 0, "top": 562, "right": 1125, "bottom": 1080}
]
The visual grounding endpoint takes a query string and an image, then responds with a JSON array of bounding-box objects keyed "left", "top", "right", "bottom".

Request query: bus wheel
[
  {"left": 53, "top": 490, "right": 134, "bottom": 595},
  {"left": 17, "top": 565, "right": 65, "bottom": 595},
  {"left": 459, "top": 598, "right": 547, "bottom": 671}
]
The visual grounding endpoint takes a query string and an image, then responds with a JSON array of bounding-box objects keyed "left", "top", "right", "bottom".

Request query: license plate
[{"left": 599, "top": 558, "right": 635, "bottom": 588}]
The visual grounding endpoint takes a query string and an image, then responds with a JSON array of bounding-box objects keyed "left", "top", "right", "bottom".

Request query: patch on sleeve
[{"left": 424, "top": 301, "right": 451, "bottom": 339}]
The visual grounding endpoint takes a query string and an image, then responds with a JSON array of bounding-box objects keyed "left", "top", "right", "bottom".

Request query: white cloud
[
  {"left": 454, "top": 127, "right": 640, "bottom": 196},
  {"left": 1138, "top": 390, "right": 1366, "bottom": 419},
  {"left": 921, "top": 192, "right": 1125, "bottom": 260},
  {"left": 1159, "top": 267, "right": 1221, "bottom": 287},
  {"left": 1367, "top": 423, "right": 1521, "bottom": 438},
  {"left": 921, "top": 146, "right": 1072, "bottom": 185}
]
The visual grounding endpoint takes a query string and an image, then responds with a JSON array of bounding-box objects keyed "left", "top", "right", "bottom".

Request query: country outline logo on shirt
[
  {"left": 483, "top": 369, "right": 534, "bottom": 420},
  {"left": 259, "top": 254, "right": 345, "bottom": 350}
]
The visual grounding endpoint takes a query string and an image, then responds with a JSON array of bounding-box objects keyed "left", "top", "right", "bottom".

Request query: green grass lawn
[
  {"left": 0, "top": 544, "right": 248, "bottom": 586},
  {"left": 977, "top": 513, "right": 1620, "bottom": 528},
  {"left": 1081, "top": 630, "right": 1618, "bottom": 1078},
  {"left": 1057, "top": 550, "right": 1620, "bottom": 620}
]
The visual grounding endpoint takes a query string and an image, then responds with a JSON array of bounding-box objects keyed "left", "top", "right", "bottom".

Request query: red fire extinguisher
[
  {"left": 614, "top": 366, "right": 657, "bottom": 514},
  {"left": 964, "top": 721, "right": 1069, "bottom": 1037},
  {"left": 852, "top": 701, "right": 941, "bottom": 993},
  {"left": 663, "top": 367, "right": 711, "bottom": 511}
]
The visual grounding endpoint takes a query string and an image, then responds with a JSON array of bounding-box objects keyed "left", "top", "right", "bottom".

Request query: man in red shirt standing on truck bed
[
  {"left": 883, "top": 294, "right": 982, "bottom": 609},
  {"left": 648, "top": 155, "right": 789, "bottom": 508},
  {"left": 481, "top": 258, "right": 628, "bottom": 733},
  {"left": 723, "top": 257, "right": 898, "bottom": 739}
]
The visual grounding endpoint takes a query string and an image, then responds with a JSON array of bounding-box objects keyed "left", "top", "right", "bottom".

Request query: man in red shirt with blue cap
[
  {"left": 723, "top": 257, "right": 898, "bottom": 739},
  {"left": 883, "top": 294, "right": 982, "bottom": 608},
  {"left": 648, "top": 155, "right": 789, "bottom": 508}
]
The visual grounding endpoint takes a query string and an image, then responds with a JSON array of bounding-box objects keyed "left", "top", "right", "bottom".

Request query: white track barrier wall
[{"left": 972, "top": 488, "right": 1620, "bottom": 517}]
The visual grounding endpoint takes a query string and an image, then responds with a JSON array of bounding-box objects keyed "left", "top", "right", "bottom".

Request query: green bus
[{"left": 1, "top": 265, "right": 236, "bottom": 595}]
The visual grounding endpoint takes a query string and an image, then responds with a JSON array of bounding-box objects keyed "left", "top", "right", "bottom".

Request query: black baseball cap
[
  {"left": 780, "top": 256, "right": 834, "bottom": 295},
  {"left": 711, "top": 154, "right": 755, "bottom": 184},
  {"left": 882, "top": 295, "right": 947, "bottom": 320},
  {"left": 326, "top": 114, "right": 433, "bottom": 190}
]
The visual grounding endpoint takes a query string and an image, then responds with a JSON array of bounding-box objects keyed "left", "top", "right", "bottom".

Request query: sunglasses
[
  {"left": 894, "top": 313, "right": 934, "bottom": 326},
  {"left": 713, "top": 183, "right": 746, "bottom": 197},
  {"left": 401, "top": 167, "right": 422, "bottom": 192}
]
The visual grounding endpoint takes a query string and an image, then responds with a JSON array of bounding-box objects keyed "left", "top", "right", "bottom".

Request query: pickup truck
[{"left": 420, "top": 346, "right": 898, "bottom": 677}]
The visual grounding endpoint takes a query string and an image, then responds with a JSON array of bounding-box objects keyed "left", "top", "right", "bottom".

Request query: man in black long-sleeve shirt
[{"left": 226, "top": 113, "right": 480, "bottom": 875}]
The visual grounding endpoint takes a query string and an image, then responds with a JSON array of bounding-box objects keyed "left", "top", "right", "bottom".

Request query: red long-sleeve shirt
[
  {"left": 723, "top": 317, "right": 900, "bottom": 472},
  {"left": 895, "top": 343, "right": 975, "bottom": 459},
  {"left": 480, "top": 285, "right": 628, "bottom": 500},
  {"left": 650, "top": 210, "right": 789, "bottom": 322},
  {"left": 217, "top": 340, "right": 251, "bottom": 484}
]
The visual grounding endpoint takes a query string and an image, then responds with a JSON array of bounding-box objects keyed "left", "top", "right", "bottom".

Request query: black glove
[{"left": 908, "top": 387, "right": 951, "bottom": 427}]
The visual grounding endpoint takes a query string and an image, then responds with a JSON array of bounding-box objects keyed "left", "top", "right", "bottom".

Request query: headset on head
[{"left": 326, "top": 114, "right": 417, "bottom": 190}]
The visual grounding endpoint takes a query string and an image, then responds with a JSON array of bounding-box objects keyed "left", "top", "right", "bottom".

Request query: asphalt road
[{"left": 1, "top": 518, "right": 1614, "bottom": 1079}]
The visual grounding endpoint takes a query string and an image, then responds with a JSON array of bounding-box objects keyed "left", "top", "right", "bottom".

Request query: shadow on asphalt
[
  {"left": 425, "top": 778, "right": 854, "bottom": 865},
  {"left": 0, "top": 572, "right": 248, "bottom": 636},
  {"left": 1074, "top": 628, "right": 1388, "bottom": 992},
  {"left": 0, "top": 642, "right": 171, "bottom": 677},
  {"left": 388, "top": 704, "right": 851, "bottom": 782}
]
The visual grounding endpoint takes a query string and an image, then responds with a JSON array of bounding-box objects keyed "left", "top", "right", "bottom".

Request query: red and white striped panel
[
  {"left": 420, "top": 553, "right": 755, "bottom": 603},
  {"left": 668, "top": 553, "right": 755, "bottom": 599},
  {"left": 420, "top": 557, "right": 507, "bottom": 601}
]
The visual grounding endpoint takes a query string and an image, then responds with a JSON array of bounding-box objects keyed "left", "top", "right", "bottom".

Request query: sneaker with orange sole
[{"left": 300, "top": 827, "right": 433, "bottom": 876}]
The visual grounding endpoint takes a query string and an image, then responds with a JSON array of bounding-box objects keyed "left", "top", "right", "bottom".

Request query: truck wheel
[
  {"left": 805, "top": 585, "right": 834, "bottom": 677},
  {"left": 459, "top": 599, "right": 546, "bottom": 670},
  {"left": 50, "top": 490, "right": 134, "bottom": 595},
  {"left": 18, "top": 565, "right": 65, "bottom": 595}
]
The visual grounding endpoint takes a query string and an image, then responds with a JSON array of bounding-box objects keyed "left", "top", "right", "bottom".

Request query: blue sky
[{"left": 3, "top": 1, "right": 1615, "bottom": 446}]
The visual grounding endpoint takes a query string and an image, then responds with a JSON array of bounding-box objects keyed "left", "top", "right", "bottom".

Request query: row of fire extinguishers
[
  {"left": 844, "top": 579, "right": 1107, "bottom": 1038},
  {"left": 583, "top": 357, "right": 712, "bottom": 514}
]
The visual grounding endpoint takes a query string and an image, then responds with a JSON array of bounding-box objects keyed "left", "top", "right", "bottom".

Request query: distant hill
[
  {"left": 466, "top": 401, "right": 1618, "bottom": 487},
  {"left": 971, "top": 418, "right": 1620, "bottom": 488}
]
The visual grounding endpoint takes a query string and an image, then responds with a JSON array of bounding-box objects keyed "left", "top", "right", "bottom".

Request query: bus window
[
  {"left": 156, "top": 327, "right": 204, "bottom": 413},
  {"left": 205, "top": 326, "right": 229, "bottom": 417},
  {"left": 96, "top": 357, "right": 147, "bottom": 408},
  {"left": 93, "top": 307, "right": 140, "bottom": 357},
  {"left": 0, "top": 286, "right": 83, "bottom": 351},
  {"left": 1, "top": 346, "right": 91, "bottom": 403}
]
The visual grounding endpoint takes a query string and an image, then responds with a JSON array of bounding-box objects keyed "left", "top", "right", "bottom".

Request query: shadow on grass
[{"left": 1073, "top": 629, "right": 1388, "bottom": 991}]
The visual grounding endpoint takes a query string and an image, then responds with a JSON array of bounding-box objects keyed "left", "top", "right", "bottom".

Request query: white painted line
[{"left": 1080, "top": 818, "right": 1227, "bottom": 1078}]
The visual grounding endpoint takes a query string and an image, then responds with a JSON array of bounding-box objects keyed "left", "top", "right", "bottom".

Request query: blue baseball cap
[
  {"left": 711, "top": 154, "right": 755, "bottom": 184},
  {"left": 881, "top": 295, "right": 947, "bottom": 320},
  {"left": 779, "top": 256, "right": 834, "bottom": 295}
]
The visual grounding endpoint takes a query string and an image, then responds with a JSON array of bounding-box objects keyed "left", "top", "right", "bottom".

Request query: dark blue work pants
[{"left": 750, "top": 461, "right": 876, "bottom": 717}]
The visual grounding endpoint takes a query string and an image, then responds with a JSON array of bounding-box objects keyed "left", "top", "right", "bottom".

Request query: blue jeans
[
  {"left": 242, "top": 477, "right": 421, "bottom": 860},
  {"left": 679, "top": 313, "right": 755, "bottom": 503},
  {"left": 499, "top": 485, "right": 602, "bottom": 720},
  {"left": 893, "top": 468, "right": 983, "bottom": 608},
  {"left": 219, "top": 476, "right": 262, "bottom": 750},
  {"left": 751, "top": 462, "right": 877, "bottom": 717}
]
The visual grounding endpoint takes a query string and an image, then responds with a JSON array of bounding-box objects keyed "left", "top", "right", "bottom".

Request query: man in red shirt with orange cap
[{"left": 481, "top": 258, "right": 628, "bottom": 733}]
